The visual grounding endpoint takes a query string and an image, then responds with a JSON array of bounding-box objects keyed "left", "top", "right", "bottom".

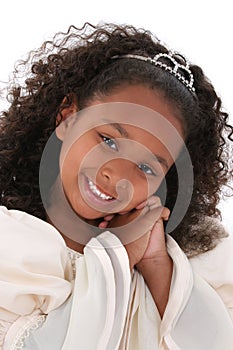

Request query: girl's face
[{"left": 59, "top": 85, "right": 184, "bottom": 221}]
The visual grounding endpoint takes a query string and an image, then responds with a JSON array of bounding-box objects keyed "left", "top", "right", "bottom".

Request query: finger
[
  {"left": 127, "top": 206, "right": 164, "bottom": 235},
  {"left": 103, "top": 214, "right": 115, "bottom": 221},
  {"left": 98, "top": 220, "right": 109, "bottom": 228},
  {"left": 109, "top": 205, "right": 168, "bottom": 244},
  {"left": 160, "top": 207, "right": 170, "bottom": 221},
  {"left": 136, "top": 199, "right": 148, "bottom": 210},
  {"left": 118, "top": 211, "right": 131, "bottom": 215},
  {"left": 143, "top": 205, "right": 164, "bottom": 223},
  {"left": 136, "top": 196, "right": 161, "bottom": 210},
  {"left": 142, "top": 219, "right": 167, "bottom": 259},
  {"left": 147, "top": 196, "right": 161, "bottom": 209}
]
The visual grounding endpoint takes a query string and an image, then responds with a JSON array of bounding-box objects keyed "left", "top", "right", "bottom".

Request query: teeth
[{"left": 88, "top": 179, "right": 113, "bottom": 200}]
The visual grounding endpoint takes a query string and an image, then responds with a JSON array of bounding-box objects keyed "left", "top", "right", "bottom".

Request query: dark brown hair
[{"left": 0, "top": 23, "right": 232, "bottom": 256}]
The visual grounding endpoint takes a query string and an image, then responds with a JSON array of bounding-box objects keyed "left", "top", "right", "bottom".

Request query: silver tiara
[{"left": 112, "top": 52, "right": 195, "bottom": 94}]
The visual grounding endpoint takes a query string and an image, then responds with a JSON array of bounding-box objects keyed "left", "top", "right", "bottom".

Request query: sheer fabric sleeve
[{"left": 0, "top": 206, "right": 72, "bottom": 348}]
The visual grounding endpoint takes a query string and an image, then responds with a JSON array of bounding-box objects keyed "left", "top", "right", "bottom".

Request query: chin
[{"left": 72, "top": 206, "right": 107, "bottom": 221}]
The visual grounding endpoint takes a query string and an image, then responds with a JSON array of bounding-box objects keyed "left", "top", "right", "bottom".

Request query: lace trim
[
  {"left": 10, "top": 314, "right": 46, "bottom": 350},
  {"left": 0, "top": 319, "right": 13, "bottom": 347},
  {"left": 67, "top": 247, "right": 82, "bottom": 278}
]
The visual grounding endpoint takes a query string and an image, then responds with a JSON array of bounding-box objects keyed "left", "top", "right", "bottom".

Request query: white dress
[{"left": 0, "top": 206, "right": 232, "bottom": 350}]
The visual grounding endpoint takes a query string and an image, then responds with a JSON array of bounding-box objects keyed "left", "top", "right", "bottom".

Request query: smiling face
[{"left": 58, "top": 85, "right": 184, "bottom": 221}]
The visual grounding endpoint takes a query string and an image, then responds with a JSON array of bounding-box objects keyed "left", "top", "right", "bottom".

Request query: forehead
[
  {"left": 64, "top": 102, "right": 184, "bottom": 164},
  {"left": 92, "top": 84, "right": 185, "bottom": 138},
  {"left": 73, "top": 101, "right": 182, "bottom": 136}
]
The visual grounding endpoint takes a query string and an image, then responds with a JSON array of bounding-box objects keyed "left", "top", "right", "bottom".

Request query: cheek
[
  {"left": 130, "top": 174, "right": 163, "bottom": 204},
  {"left": 134, "top": 174, "right": 164, "bottom": 207},
  {"left": 60, "top": 153, "right": 83, "bottom": 192},
  {"left": 60, "top": 139, "right": 92, "bottom": 176},
  {"left": 61, "top": 130, "right": 97, "bottom": 164}
]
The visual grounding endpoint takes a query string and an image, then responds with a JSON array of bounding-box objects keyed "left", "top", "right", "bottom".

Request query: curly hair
[{"left": 0, "top": 22, "right": 232, "bottom": 257}]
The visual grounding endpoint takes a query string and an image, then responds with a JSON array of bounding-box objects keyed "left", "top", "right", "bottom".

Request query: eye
[
  {"left": 100, "top": 135, "right": 118, "bottom": 151},
  {"left": 138, "top": 163, "right": 156, "bottom": 176}
]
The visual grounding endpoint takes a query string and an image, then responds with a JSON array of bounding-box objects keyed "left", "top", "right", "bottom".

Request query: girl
[{"left": 0, "top": 23, "right": 233, "bottom": 349}]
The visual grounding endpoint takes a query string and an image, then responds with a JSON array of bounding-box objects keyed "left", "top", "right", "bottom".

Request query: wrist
[
  {"left": 136, "top": 254, "right": 173, "bottom": 276},
  {"left": 136, "top": 254, "right": 173, "bottom": 318}
]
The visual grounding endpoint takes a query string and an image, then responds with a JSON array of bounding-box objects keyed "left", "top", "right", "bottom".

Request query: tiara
[{"left": 112, "top": 52, "right": 195, "bottom": 94}]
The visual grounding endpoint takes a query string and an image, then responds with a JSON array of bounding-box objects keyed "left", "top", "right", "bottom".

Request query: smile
[{"left": 87, "top": 178, "right": 114, "bottom": 201}]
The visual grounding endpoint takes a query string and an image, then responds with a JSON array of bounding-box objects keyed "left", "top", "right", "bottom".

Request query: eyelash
[
  {"left": 99, "top": 134, "right": 156, "bottom": 176},
  {"left": 138, "top": 163, "right": 156, "bottom": 176},
  {"left": 99, "top": 134, "right": 118, "bottom": 151}
]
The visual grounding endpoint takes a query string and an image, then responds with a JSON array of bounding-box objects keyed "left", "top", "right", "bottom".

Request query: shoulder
[
  {"left": 0, "top": 206, "right": 72, "bottom": 317},
  {"left": 0, "top": 206, "right": 69, "bottom": 281},
  {"left": 0, "top": 205, "right": 66, "bottom": 251},
  {"left": 189, "top": 232, "right": 233, "bottom": 283},
  {"left": 167, "top": 221, "right": 233, "bottom": 321},
  {"left": 189, "top": 216, "right": 232, "bottom": 276}
]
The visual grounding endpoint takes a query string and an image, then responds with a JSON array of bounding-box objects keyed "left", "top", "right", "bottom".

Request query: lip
[{"left": 82, "top": 176, "right": 117, "bottom": 206}]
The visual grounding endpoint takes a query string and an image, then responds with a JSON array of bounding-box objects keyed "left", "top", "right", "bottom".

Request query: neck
[
  {"left": 45, "top": 176, "right": 102, "bottom": 253},
  {"left": 46, "top": 216, "right": 85, "bottom": 253}
]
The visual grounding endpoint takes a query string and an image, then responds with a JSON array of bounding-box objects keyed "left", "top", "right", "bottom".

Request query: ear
[{"left": 56, "top": 95, "right": 78, "bottom": 140}]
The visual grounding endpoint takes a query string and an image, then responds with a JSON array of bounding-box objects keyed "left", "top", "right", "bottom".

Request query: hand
[
  {"left": 99, "top": 196, "right": 170, "bottom": 270},
  {"left": 135, "top": 207, "right": 173, "bottom": 318},
  {"left": 138, "top": 206, "right": 170, "bottom": 261}
]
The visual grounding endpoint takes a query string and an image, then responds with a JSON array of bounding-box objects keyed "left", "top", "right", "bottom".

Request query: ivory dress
[{"left": 0, "top": 206, "right": 232, "bottom": 350}]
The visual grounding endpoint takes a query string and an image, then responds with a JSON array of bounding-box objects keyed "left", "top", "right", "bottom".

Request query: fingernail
[
  {"left": 99, "top": 221, "right": 107, "bottom": 228},
  {"left": 104, "top": 214, "right": 114, "bottom": 220}
]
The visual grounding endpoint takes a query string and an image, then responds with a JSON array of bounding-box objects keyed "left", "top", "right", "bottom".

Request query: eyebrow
[
  {"left": 102, "top": 119, "right": 169, "bottom": 170},
  {"left": 102, "top": 120, "right": 129, "bottom": 138},
  {"left": 154, "top": 155, "right": 169, "bottom": 171}
]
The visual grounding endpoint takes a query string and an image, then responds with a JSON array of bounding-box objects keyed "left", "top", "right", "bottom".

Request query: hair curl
[{"left": 0, "top": 22, "right": 232, "bottom": 257}]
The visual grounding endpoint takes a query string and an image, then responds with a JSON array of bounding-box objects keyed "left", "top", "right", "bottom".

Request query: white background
[{"left": 0, "top": 0, "right": 232, "bottom": 231}]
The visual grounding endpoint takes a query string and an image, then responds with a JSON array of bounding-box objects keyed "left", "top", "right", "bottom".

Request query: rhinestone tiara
[{"left": 112, "top": 52, "right": 195, "bottom": 94}]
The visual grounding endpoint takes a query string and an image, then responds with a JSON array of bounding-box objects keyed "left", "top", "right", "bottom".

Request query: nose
[{"left": 99, "top": 159, "right": 135, "bottom": 185}]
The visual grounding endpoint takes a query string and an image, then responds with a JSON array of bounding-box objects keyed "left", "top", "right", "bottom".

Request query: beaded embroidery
[{"left": 112, "top": 52, "right": 195, "bottom": 94}]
